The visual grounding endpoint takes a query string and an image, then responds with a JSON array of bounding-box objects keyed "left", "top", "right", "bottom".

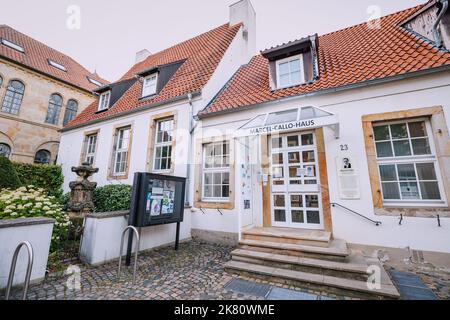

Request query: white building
[{"left": 58, "top": 0, "right": 450, "bottom": 270}]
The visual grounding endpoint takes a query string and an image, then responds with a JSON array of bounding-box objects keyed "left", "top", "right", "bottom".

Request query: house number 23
[{"left": 340, "top": 144, "right": 349, "bottom": 151}]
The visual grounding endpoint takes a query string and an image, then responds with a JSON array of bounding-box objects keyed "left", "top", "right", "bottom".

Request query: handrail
[
  {"left": 5, "top": 241, "right": 34, "bottom": 300},
  {"left": 117, "top": 226, "right": 140, "bottom": 285},
  {"left": 331, "top": 203, "right": 382, "bottom": 226}
]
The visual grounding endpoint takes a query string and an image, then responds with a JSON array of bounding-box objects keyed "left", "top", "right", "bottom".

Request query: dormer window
[
  {"left": 262, "top": 35, "right": 319, "bottom": 91},
  {"left": 1, "top": 38, "right": 24, "bottom": 53},
  {"left": 142, "top": 73, "right": 158, "bottom": 97},
  {"left": 276, "top": 54, "right": 305, "bottom": 89},
  {"left": 48, "top": 59, "right": 67, "bottom": 72},
  {"left": 98, "top": 91, "right": 111, "bottom": 112}
]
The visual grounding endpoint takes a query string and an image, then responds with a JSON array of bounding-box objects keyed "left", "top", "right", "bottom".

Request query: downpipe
[{"left": 433, "top": 0, "right": 449, "bottom": 48}]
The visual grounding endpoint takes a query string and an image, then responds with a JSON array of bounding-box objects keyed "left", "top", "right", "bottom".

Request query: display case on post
[{"left": 126, "top": 173, "right": 186, "bottom": 265}]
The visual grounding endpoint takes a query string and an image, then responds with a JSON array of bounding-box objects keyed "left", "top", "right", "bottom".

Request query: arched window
[
  {"left": 34, "top": 149, "right": 51, "bottom": 164},
  {"left": 0, "top": 143, "right": 11, "bottom": 158},
  {"left": 1, "top": 80, "right": 25, "bottom": 115},
  {"left": 63, "top": 99, "right": 78, "bottom": 126},
  {"left": 45, "top": 94, "right": 63, "bottom": 125},
  {"left": 0, "top": 75, "right": 3, "bottom": 87}
]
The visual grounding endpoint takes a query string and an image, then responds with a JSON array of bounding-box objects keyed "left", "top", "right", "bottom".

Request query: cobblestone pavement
[
  {"left": 1, "top": 241, "right": 349, "bottom": 300},
  {"left": 2, "top": 240, "right": 448, "bottom": 300}
]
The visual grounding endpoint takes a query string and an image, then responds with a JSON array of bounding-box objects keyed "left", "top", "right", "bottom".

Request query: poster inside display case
[{"left": 130, "top": 173, "right": 186, "bottom": 228}]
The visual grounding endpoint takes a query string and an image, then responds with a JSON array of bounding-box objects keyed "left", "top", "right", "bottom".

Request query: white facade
[{"left": 194, "top": 71, "right": 450, "bottom": 253}]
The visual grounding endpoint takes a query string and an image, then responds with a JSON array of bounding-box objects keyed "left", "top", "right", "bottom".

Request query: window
[
  {"left": 87, "top": 77, "right": 102, "bottom": 87},
  {"left": 112, "top": 126, "right": 131, "bottom": 176},
  {"left": 98, "top": 91, "right": 111, "bottom": 111},
  {"left": 276, "top": 54, "right": 305, "bottom": 89},
  {"left": 1, "top": 38, "right": 24, "bottom": 53},
  {"left": 0, "top": 143, "right": 11, "bottom": 158},
  {"left": 34, "top": 150, "right": 51, "bottom": 164},
  {"left": 45, "top": 94, "right": 63, "bottom": 125},
  {"left": 0, "top": 75, "right": 3, "bottom": 87},
  {"left": 48, "top": 59, "right": 67, "bottom": 72},
  {"left": 83, "top": 134, "right": 97, "bottom": 165},
  {"left": 63, "top": 99, "right": 78, "bottom": 126},
  {"left": 374, "top": 119, "right": 444, "bottom": 204},
  {"left": 142, "top": 73, "right": 158, "bottom": 97},
  {"left": 202, "top": 141, "right": 230, "bottom": 201},
  {"left": 153, "top": 118, "right": 174, "bottom": 172},
  {"left": 1, "top": 80, "right": 25, "bottom": 115}
]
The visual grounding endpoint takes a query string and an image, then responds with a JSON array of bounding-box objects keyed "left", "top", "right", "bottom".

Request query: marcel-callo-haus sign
[{"left": 249, "top": 119, "right": 317, "bottom": 135}]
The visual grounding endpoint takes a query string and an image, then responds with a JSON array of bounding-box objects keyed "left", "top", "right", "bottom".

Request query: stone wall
[{"left": 0, "top": 59, "right": 96, "bottom": 163}]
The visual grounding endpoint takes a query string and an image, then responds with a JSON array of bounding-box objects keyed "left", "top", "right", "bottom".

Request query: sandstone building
[{"left": 0, "top": 25, "right": 108, "bottom": 164}]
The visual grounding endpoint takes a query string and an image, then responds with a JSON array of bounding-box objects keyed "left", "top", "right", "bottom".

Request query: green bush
[
  {"left": 0, "top": 185, "right": 71, "bottom": 252},
  {"left": 0, "top": 157, "right": 21, "bottom": 190},
  {"left": 93, "top": 184, "right": 132, "bottom": 213},
  {"left": 13, "top": 163, "right": 64, "bottom": 199}
]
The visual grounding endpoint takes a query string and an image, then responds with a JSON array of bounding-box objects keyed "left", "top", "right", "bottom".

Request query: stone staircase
[{"left": 225, "top": 227, "right": 400, "bottom": 300}]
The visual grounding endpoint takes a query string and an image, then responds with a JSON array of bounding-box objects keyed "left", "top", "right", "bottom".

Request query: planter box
[
  {"left": 0, "top": 218, "right": 54, "bottom": 289},
  {"left": 80, "top": 210, "right": 192, "bottom": 266}
]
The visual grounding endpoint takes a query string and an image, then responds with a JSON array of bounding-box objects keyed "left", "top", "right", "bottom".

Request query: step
[
  {"left": 239, "top": 239, "right": 349, "bottom": 262},
  {"left": 225, "top": 260, "right": 400, "bottom": 300},
  {"left": 231, "top": 249, "right": 369, "bottom": 281},
  {"left": 242, "top": 227, "right": 331, "bottom": 247}
]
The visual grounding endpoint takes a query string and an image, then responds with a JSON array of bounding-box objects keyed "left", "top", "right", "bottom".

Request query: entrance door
[{"left": 269, "top": 131, "right": 324, "bottom": 229}]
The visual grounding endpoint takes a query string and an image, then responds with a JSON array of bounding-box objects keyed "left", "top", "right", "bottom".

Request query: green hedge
[
  {"left": 93, "top": 185, "right": 132, "bottom": 213},
  {"left": 0, "top": 157, "right": 21, "bottom": 190},
  {"left": 13, "top": 162, "right": 64, "bottom": 199}
]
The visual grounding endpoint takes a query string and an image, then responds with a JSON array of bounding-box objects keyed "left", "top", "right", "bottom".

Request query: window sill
[
  {"left": 95, "top": 109, "right": 109, "bottom": 115},
  {"left": 375, "top": 206, "right": 450, "bottom": 218},
  {"left": 194, "top": 200, "right": 234, "bottom": 211}
]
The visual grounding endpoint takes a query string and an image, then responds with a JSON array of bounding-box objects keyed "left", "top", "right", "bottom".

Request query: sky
[{"left": 0, "top": 0, "right": 425, "bottom": 82}]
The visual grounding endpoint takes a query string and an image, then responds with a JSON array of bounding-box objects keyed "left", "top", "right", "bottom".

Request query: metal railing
[
  {"left": 117, "top": 226, "right": 140, "bottom": 285},
  {"left": 5, "top": 241, "right": 34, "bottom": 300},
  {"left": 331, "top": 203, "right": 382, "bottom": 226}
]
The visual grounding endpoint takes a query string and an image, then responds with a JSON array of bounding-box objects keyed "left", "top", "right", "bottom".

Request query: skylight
[
  {"left": 1, "top": 38, "right": 24, "bottom": 53},
  {"left": 87, "top": 77, "right": 102, "bottom": 87},
  {"left": 48, "top": 59, "right": 67, "bottom": 72}
]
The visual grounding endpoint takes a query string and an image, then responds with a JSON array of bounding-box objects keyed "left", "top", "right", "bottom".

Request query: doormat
[
  {"left": 389, "top": 271, "right": 437, "bottom": 300},
  {"left": 225, "top": 279, "right": 271, "bottom": 298}
]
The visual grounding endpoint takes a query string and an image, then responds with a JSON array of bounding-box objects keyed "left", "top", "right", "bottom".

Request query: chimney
[
  {"left": 229, "top": 0, "right": 256, "bottom": 63},
  {"left": 135, "top": 49, "right": 151, "bottom": 64}
]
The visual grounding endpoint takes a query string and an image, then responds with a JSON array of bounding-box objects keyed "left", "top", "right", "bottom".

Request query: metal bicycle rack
[
  {"left": 117, "top": 226, "right": 140, "bottom": 285},
  {"left": 5, "top": 241, "right": 34, "bottom": 300}
]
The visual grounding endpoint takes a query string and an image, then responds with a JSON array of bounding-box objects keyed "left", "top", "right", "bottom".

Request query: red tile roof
[
  {"left": 0, "top": 25, "right": 108, "bottom": 92},
  {"left": 65, "top": 23, "right": 242, "bottom": 129},
  {"left": 201, "top": 4, "right": 450, "bottom": 117}
]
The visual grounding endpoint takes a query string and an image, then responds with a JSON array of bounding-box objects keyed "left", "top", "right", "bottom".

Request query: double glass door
[{"left": 270, "top": 131, "right": 324, "bottom": 229}]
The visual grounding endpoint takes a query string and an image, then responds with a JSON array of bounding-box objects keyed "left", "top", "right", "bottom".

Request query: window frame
[
  {"left": 373, "top": 118, "right": 447, "bottom": 207},
  {"left": 201, "top": 141, "right": 231, "bottom": 202},
  {"left": 48, "top": 59, "right": 67, "bottom": 72},
  {"left": 63, "top": 99, "right": 78, "bottom": 126},
  {"left": 110, "top": 126, "right": 132, "bottom": 178},
  {"left": 0, "top": 143, "right": 11, "bottom": 158},
  {"left": 142, "top": 73, "right": 158, "bottom": 98},
  {"left": 98, "top": 91, "right": 111, "bottom": 112},
  {"left": 1, "top": 79, "right": 25, "bottom": 115},
  {"left": 45, "top": 93, "right": 63, "bottom": 125},
  {"left": 84, "top": 133, "right": 98, "bottom": 165},
  {"left": 275, "top": 54, "right": 305, "bottom": 89},
  {"left": 152, "top": 117, "right": 174, "bottom": 173},
  {"left": 34, "top": 149, "right": 51, "bottom": 165}
]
